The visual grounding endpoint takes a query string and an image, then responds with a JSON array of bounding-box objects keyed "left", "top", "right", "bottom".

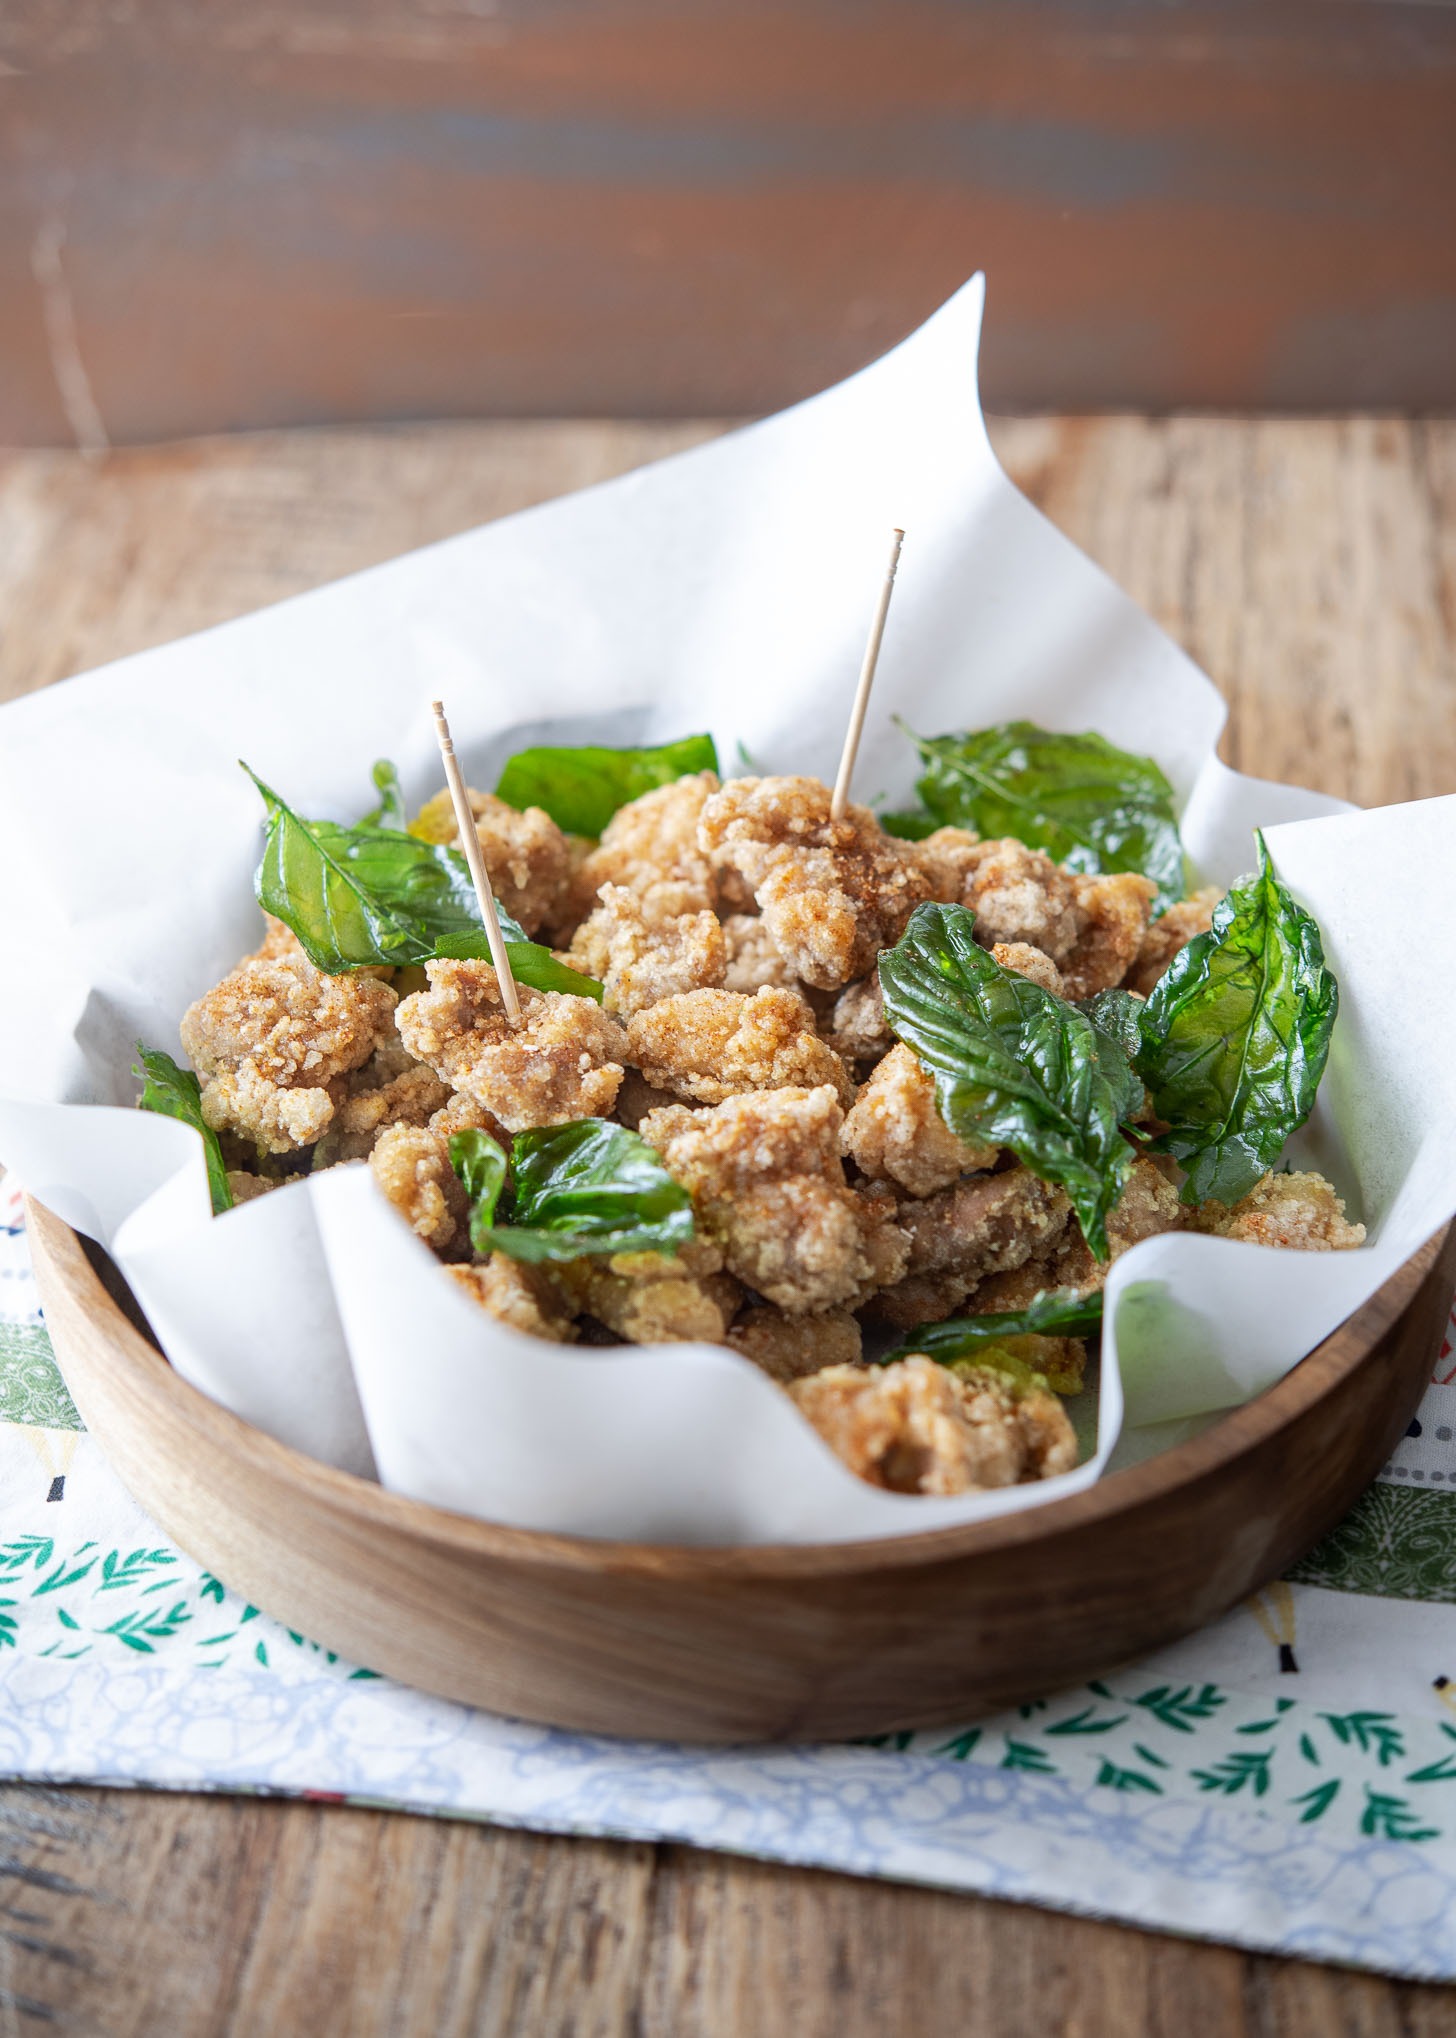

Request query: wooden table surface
[{"left": 1, "top": 414, "right": 1454, "bottom": 2035}]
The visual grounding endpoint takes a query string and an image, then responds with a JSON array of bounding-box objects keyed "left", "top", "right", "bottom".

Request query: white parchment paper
[{"left": 1, "top": 277, "right": 1453, "bottom": 1542}]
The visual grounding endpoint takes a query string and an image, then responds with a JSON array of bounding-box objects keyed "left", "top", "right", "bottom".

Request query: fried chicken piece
[
  {"left": 560, "top": 771, "right": 722, "bottom": 933},
  {"left": 1190, "top": 1170, "right": 1366, "bottom": 1251},
  {"left": 727, "top": 1307, "right": 863, "bottom": 1383},
  {"left": 411, "top": 786, "right": 572, "bottom": 937},
  {"left": 554, "top": 1242, "right": 741, "bottom": 1345},
  {"left": 613, "top": 1067, "right": 680, "bottom": 1131},
  {"left": 445, "top": 1258, "right": 579, "bottom": 1342},
  {"left": 1127, "top": 886, "right": 1223, "bottom": 998},
  {"left": 958, "top": 839, "right": 1087, "bottom": 961},
  {"left": 828, "top": 974, "right": 894, "bottom": 1067},
  {"left": 642, "top": 1085, "right": 909, "bottom": 1313},
  {"left": 909, "top": 826, "right": 987, "bottom": 905},
  {"left": 841, "top": 1044, "right": 998, "bottom": 1198},
  {"left": 310, "top": 1043, "right": 455, "bottom": 1167},
  {"left": 1045, "top": 1156, "right": 1187, "bottom": 1293},
  {"left": 720, "top": 913, "right": 799, "bottom": 994},
  {"left": 181, "top": 955, "right": 397, "bottom": 1157},
  {"left": 368, "top": 1122, "right": 470, "bottom": 1256},
  {"left": 987, "top": 942, "right": 1063, "bottom": 997},
  {"left": 427, "top": 1089, "right": 510, "bottom": 1144},
  {"left": 698, "top": 776, "right": 934, "bottom": 990},
  {"left": 395, "top": 959, "right": 628, "bottom": 1131},
  {"left": 567, "top": 883, "right": 726, "bottom": 1017},
  {"left": 872, "top": 1166, "right": 1073, "bottom": 1329},
  {"left": 1060, "top": 873, "right": 1158, "bottom": 1001},
  {"left": 225, "top": 1170, "right": 279, "bottom": 1206},
  {"left": 790, "top": 1354, "right": 1076, "bottom": 1495},
  {"left": 626, "top": 986, "right": 853, "bottom": 1107}
]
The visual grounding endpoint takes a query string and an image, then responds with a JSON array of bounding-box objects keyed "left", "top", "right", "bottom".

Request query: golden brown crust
[
  {"left": 625, "top": 986, "right": 853, "bottom": 1107},
  {"left": 990, "top": 942, "right": 1066, "bottom": 997},
  {"left": 1127, "top": 885, "right": 1223, "bottom": 998},
  {"left": 369, "top": 1122, "right": 471, "bottom": 1256},
  {"left": 828, "top": 975, "right": 894, "bottom": 1067},
  {"left": 840, "top": 1044, "right": 998, "bottom": 1198},
  {"left": 789, "top": 1355, "right": 1076, "bottom": 1494},
  {"left": 698, "top": 776, "right": 934, "bottom": 990},
  {"left": 962, "top": 839, "right": 1087, "bottom": 961},
  {"left": 553, "top": 1244, "right": 740, "bottom": 1345},
  {"left": 396, "top": 959, "right": 628, "bottom": 1131},
  {"left": 1060, "top": 872, "right": 1158, "bottom": 1000},
  {"left": 568, "top": 883, "right": 726, "bottom": 1017},
  {"left": 411, "top": 787, "right": 572, "bottom": 937},
  {"left": 445, "top": 1258, "right": 580, "bottom": 1342},
  {"left": 727, "top": 1307, "right": 863, "bottom": 1383},
  {"left": 720, "top": 913, "right": 799, "bottom": 994},
  {"left": 1190, "top": 1169, "right": 1366, "bottom": 1251},
  {"left": 564, "top": 772, "right": 722, "bottom": 932},
  {"left": 872, "top": 1167, "right": 1073, "bottom": 1328}
]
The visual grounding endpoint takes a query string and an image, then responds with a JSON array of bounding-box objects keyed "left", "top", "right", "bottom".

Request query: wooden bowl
[{"left": 27, "top": 1195, "right": 1456, "bottom": 1745}]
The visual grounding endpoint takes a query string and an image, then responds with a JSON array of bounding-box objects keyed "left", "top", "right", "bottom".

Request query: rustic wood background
[
  {"left": 2, "top": 0, "right": 1455, "bottom": 448},
  {"left": 0, "top": 410, "right": 1454, "bottom": 2027}
]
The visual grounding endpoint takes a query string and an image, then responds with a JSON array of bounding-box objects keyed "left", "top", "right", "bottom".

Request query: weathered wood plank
[{"left": 2, "top": 1, "right": 1455, "bottom": 443}]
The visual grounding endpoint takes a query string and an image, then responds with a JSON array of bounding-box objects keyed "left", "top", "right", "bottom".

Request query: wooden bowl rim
[{"left": 26, "top": 1195, "right": 1446, "bottom": 1584}]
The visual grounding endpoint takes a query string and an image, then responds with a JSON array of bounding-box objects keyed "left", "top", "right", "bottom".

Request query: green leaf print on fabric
[
  {"left": 1095, "top": 1760, "right": 1162, "bottom": 1794},
  {"left": 1292, "top": 1780, "right": 1341, "bottom": 1823},
  {"left": 0, "top": 1323, "right": 82, "bottom": 1430},
  {"left": 1191, "top": 1751, "right": 1272, "bottom": 1798},
  {"left": 1321, "top": 1712, "right": 1405, "bottom": 1768},
  {"left": 1361, "top": 1790, "right": 1439, "bottom": 1844},
  {"left": 1133, "top": 1683, "right": 1225, "bottom": 1732}
]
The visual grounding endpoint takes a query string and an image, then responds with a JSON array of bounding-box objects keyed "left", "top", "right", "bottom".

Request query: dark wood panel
[{"left": 1, "top": 0, "right": 1454, "bottom": 444}]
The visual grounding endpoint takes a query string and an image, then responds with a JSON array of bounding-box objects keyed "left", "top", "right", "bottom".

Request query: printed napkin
[{"left": 5, "top": 1177, "right": 1456, "bottom": 1979}]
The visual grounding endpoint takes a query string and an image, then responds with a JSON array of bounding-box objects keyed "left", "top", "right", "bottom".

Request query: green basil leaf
[
  {"left": 1136, "top": 835, "right": 1338, "bottom": 1206},
  {"left": 359, "top": 758, "right": 407, "bottom": 831},
  {"left": 494, "top": 734, "right": 719, "bottom": 839},
  {"left": 1077, "top": 987, "right": 1148, "bottom": 1126},
  {"left": 879, "top": 809, "right": 939, "bottom": 841},
  {"left": 456, "top": 1118, "right": 695, "bottom": 1264},
  {"left": 902, "top": 718, "right": 1185, "bottom": 912},
  {"left": 134, "top": 1046, "right": 233, "bottom": 1215},
  {"left": 245, "top": 764, "right": 602, "bottom": 998},
  {"left": 433, "top": 931, "right": 604, "bottom": 1002},
  {"left": 449, "top": 1128, "right": 510, "bottom": 1250},
  {"left": 879, "top": 903, "right": 1136, "bottom": 1258},
  {"left": 879, "top": 1286, "right": 1103, "bottom": 1367}
]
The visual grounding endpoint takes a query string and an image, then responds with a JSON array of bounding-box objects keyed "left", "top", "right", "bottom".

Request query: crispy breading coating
[
  {"left": 727, "top": 1307, "right": 863, "bottom": 1383},
  {"left": 991, "top": 941, "right": 1066, "bottom": 996},
  {"left": 427, "top": 1090, "right": 510, "bottom": 1143},
  {"left": 411, "top": 787, "right": 572, "bottom": 937},
  {"left": 568, "top": 883, "right": 726, "bottom": 1017},
  {"left": 841, "top": 1044, "right": 998, "bottom": 1197},
  {"left": 642, "top": 1085, "right": 910, "bottom": 1313},
  {"left": 1190, "top": 1169, "right": 1366, "bottom": 1251},
  {"left": 613, "top": 1067, "right": 681, "bottom": 1130},
  {"left": 626, "top": 986, "right": 853, "bottom": 1106},
  {"left": 908, "top": 826, "right": 987, "bottom": 905},
  {"left": 960, "top": 839, "right": 1087, "bottom": 961},
  {"left": 872, "top": 1166, "right": 1073, "bottom": 1328},
  {"left": 698, "top": 776, "right": 934, "bottom": 990},
  {"left": 181, "top": 955, "right": 397, "bottom": 1156},
  {"left": 1046, "top": 1156, "right": 1186, "bottom": 1293},
  {"left": 310, "top": 1043, "right": 455, "bottom": 1167},
  {"left": 790, "top": 1354, "right": 1076, "bottom": 1494},
  {"left": 828, "top": 974, "right": 894, "bottom": 1067},
  {"left": 369, "top": 1122, "right": 470, "bottom": 1256},
  {"left": 225, "top": 1170, "right": 280, "bottom": 1206},
  {"left": 1127, "top": 885, "right": 1223, "bottom": 998},
  {"left": 1060, "top": 872, "right": 1158, "bottom": 1000},
  {"left": 563, "top": 771, "right": 722, "bottom": 930},
  {"left": 720, "top": 913, "right": 799, "bottom": 994},
  {"left": 554, "top": 1243, "right": 741, "bottom": 1345},
  {"left": 445, "top": 1258, "right": 579, "bottom": 1342},
  {"left": 395, "top": 958, "right": 628, "bottom": 1131}
]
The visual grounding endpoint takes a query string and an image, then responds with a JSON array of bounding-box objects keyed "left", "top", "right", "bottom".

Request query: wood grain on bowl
[{"left": 26, "top": 1195, "right": 1456, "bottom": 1745}]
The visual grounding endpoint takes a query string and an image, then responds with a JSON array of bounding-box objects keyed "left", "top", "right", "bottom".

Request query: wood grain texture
[
  {"left": 1, "top": 413, "right": 1455, "bottom": 2024},
  {"left": 25, "top": 1200, "right": 1456, "bottom": 1741},
  {"left": 2, "top": 1, "right": 1456, "bottom": 444}
]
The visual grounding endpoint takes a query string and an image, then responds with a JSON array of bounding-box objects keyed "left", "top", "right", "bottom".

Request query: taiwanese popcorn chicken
[
  {"left": 1128, "top": 885, "right": 1222, "bottom": 997},
  {"left": 626, "top": 986, "right": 853, "bottom": 1106},
  {"left": 567, "top": 882, "right": 726, "bottom": 1016},
  {"left": 395, "top": 958, "right": 628, "bottom": 1130},
  {"left": 874, "top": 1166, "right": 1073, "bottom": 1329},
  {"left": 841, "top": 1044, "right": 997, "bottom": 1198},
  {"left": 790, "top": 1355, "right": 1076, "bottom": 1496},
  {"left": 642, "top": 1085, "right": 909, "bottom": 1313},
  {"left": 180, "top": 955, "right": 397, "bottom": 1156},
  {"left": 697, "top": 777, "right": 934, "bottom": 989},
  {"left": 446, "top": 1259, "right": 579, "bottom": 1343},
  {"left": 1028, "top": 1156, "right": 1186, "bottom": 1298},
  {"left": 562, "top": 770, "right": 722, "bottom": 931},
  {"left": 829, "top": 975, "right": 894, "bottom": 1066},
  {"left": 1190, "top": 1170, "right": 1366, "bottom": 1251},
  {"left": 410, "top": 786, "right": 571, "bottom": 937},
  {"left": 554, "top": 1243, "right": 741, "bottom": 1345},
  {"left": 720, "top": 914, "right": 800, "bottom": 994},
  {"left": 728, "top": 1307, "right": 863, "bottom": 1383},
  {"left": 368, "top": 1123, "right": 470, "bottom": 1256}
]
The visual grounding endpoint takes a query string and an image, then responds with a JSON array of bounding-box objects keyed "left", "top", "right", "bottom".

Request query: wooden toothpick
[
  {"left": 430, "top": 699, "right": 522, "bottom": 1025},
  {"left": 831, "top": 528, "right": 905, "bottom": 822}
]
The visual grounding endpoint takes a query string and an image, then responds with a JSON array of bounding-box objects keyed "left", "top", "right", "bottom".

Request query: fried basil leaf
[
  {"left": 879, "top": 904, "right": 1136, "bottom": 1258},
  {"left": 494, "top": 733, "right": 719, "bottom": 839},
  {"left": 134, "top": 1046, "right": 233, "bottom": 1215},
  {"left": 878, "top": 1286, "right": 1103, "bottom": 1368},
  {"left": 1077, "top": 987, "right": 1149, "bottom": 1125},
  {"left": 359, "top": 758, "right": 407, "bottom": 831},
  {"left": 449, "top": 1127, "right": 510, "bottom": 1248},
  {"left": 1136, "top": 835, "right": 1338, "bottom": 1206},
  {"left": 901, "top": 719, "right": 1185, "bottom": 912},
  {"left": 245, "top": 765, "right": 602, "bottom": 998},
  {"left": 452, "top": 1118, "right": 695, "bottom": 1264}
]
